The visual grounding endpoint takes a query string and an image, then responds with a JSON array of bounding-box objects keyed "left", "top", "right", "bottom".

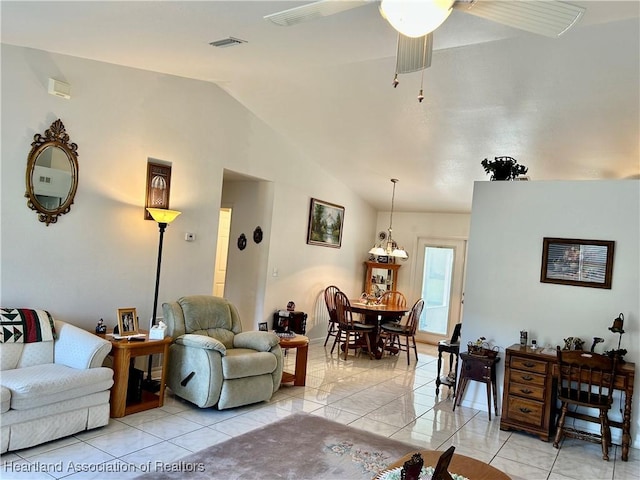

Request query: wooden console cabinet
[
  {"left": 500, "top": 344, "right": 557, "bottom": 441},
  {"left": 500, "top": 343, "right": 635, "bottom": 460}
]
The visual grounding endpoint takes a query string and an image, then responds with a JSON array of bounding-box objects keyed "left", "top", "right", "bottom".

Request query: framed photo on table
[
  {"left": 117, "top": 308, "right": 139, "bottom": 335},
  {"left": 540, "top": 237, "right": 614, "bottom": 289},
  {"left": 307, "top": 198, "right": 344, "bottom": 248}
]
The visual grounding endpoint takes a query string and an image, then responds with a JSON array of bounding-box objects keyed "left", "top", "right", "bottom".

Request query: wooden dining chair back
[
  {"left": 380, "top": 298, "right": 424, "bottom": 365},
  {"left": 378, "top": 291, "right": 407, "bottom": 308},
  {"left": 323, "top": 285, "right": 341, "bottom": 348},
  {"left": 553, "top": 346, "right": 617, "bottom": 460},
  {"left": 378, "top": 290, "right": 407, "bottom": 324},
  {"left": 333, "top": 291, "right": 375, "bottom": 360}
]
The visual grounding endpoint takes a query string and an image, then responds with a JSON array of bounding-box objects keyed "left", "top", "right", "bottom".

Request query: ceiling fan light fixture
[{"left": 380, "top": 0, "right": 454, "bottom": 38}]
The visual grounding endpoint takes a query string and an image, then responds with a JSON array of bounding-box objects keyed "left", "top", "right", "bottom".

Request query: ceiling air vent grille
[{"left": 209, "top": 37, "right": 247, "bottom": 48}]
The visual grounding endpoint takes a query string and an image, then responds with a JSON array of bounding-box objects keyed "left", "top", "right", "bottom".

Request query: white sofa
[{"left": 0, "top": 311, "right": 113, "bottom": 453}]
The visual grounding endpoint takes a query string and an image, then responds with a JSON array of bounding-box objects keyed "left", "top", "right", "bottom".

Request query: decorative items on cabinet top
[
  {"left": 467, "top": 336, "right": 499, "bottom": 358},
  {"left": 25, "top": 119, "right": 79, "bottom": 226},
  {"left": 481, "top": 156, "right": 528, "bottom": 181}
]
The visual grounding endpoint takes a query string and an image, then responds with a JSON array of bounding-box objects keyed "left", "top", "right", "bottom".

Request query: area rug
[{"left": 137, "top": 412, "right": 420, "bottom": 480}]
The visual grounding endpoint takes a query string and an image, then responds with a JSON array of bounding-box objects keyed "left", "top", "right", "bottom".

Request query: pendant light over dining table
[{"left": 369, "top": 179, "right": 408, "bottom": 260}]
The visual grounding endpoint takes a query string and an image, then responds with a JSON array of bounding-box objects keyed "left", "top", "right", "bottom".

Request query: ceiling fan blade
[
  {"left": 264, "top": 0, "right": 371, "bottom": 27},
  {"left": 396, "top": 33, "right": 433, "bottom": 74},
  {"left": 454, "top": 0, "right": 585, "bottom": 38}
]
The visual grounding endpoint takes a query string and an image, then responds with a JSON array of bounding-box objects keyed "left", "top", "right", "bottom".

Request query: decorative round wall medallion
[
  {"left": 378, "top": 231, "right": 387, "bottom": 241},
  {"left": 237, "top": 233, "right": 247, "bottom": 251},
  {"left": 253, "top": 226, "right": 263, "bottom": 244}
]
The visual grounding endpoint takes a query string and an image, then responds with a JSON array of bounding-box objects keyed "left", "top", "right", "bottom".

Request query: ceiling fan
[{"left": 265, "top": 1, "right": 585, "bottom": 98}]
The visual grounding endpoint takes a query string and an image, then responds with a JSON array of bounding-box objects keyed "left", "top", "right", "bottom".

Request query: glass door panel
[{"left": 414, "top": 238, "right": 466, "bottom": 344}]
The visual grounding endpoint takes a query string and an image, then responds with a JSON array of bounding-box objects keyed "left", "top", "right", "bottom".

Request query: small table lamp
[{"left": 607, "top": 312, "right": 626, "bottom": 361}]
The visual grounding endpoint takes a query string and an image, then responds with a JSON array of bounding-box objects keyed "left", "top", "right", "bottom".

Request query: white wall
[
  {"left": 0, "top": 45, "right": 376, "bottom": 337},
  {"left": 221, "top": 179, "right": 274, "bottom": 331},
  {"left": 461, "top": 179, "right": 640, "bottom": 446}
]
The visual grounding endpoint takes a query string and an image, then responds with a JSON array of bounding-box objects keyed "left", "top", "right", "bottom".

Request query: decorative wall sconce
[{"left": 145, "top": 161, "right": 172, "bottom": 220}]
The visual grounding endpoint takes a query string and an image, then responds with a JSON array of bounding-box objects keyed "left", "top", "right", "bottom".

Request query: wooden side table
[
  {"left": 435, "top": 339, "right": 460, "bottom": 396},
  {"left": 102, "top": 332, "right": 172, "bottom": 417},
  {"left": 454, "top": 352, "right": 500, "bottom": 420},
  {"left": 279, "top": 334, "right": 309, "bottom": 386}
]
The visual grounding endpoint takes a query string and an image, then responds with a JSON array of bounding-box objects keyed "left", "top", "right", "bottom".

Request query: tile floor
[{"left": 1, "top": 342, "right": 638, "bottom": 480}]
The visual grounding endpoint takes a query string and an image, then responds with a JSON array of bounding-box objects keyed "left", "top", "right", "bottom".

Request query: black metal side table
[
  {"left": 454, "top": 352, "right": 500, "bottom": 420},
  {"left": 435, "top": 339, "right": 460, "bottom": 396}
]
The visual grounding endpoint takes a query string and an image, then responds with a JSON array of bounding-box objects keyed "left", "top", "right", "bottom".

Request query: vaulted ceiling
[{"left": 2, "top": 1, "right": 638, "bottom": 212}]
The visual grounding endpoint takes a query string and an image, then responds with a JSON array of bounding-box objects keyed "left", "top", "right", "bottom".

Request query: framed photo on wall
[
  {"left": 307, "top": 198, "right": 344, "bottom": 248},
  {"left": 540, "top": 237, "right": 615, "bottom": 289},
  {"left": 117, "top": 307, "right": 139, "bottom": 335},
  {"left": 144, "top": 160, "right": 172, "bottom": 220}
]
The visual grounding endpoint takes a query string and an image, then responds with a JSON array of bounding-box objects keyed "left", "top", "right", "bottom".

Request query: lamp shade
[
  {"left": 609, "top": 313, "right": 625, "bottom": 334},
  {"left": 146, "top": 208, "right": 181, "bottom": 224},
  {"left": 391, "top": 247, "right": 409, "bottom": 259},
  {"left": 369, "top": 246, "right": 387, "bottom": 256},
  {"left": 380, "top": 0, "right": 454, "bottom": 38}
]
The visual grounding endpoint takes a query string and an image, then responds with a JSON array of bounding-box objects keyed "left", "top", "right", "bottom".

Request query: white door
[
  {"left": 413, "top": 238, "right": 466, "bottom": 344},
  {"left": 213, "top": 208, "right": 231, "bottom": 297}
]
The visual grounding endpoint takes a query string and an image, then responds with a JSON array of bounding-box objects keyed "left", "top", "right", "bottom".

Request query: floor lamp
[{"left": 143, "top": 207, "right": 181, "bottom": 391}]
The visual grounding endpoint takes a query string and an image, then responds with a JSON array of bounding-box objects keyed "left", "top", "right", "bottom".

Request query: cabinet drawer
[
  {"left": 510, "top": 356, "right": 547, "bottom": 374},
  {"left": 507, "top": 397, "right": 544, "bottom": 427},
  {"left": 509, "top": 369, "right": 546, "bottom": 387},
  {"left": 509, "top": 381, "right": 545, "bottom": 401}
]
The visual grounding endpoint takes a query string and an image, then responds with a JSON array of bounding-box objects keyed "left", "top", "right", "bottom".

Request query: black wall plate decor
[
  {"left": 253, "top": 226, "right": 263, "bottom": 244},
  {"left": 237, "top": 233, "right": 247, "bottom": 251}
]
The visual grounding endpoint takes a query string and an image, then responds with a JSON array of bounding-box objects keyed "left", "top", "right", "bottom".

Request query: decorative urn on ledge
[{"left": 481, "top": 156, "right": 528, "bottom": 181}]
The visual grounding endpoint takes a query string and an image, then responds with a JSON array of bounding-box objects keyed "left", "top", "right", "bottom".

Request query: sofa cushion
[
  {"left": 175, "top": 334, "right": 226, "bottom": 355},
  {"left": 234, "top": 331, "right": 280, "bottom": 352},
  {"left": 0, "top": 387, "right": 10, "bottom": 414},
  {"left": 177, "top": 296, "right": 240, "bottom": 348},
  {"left": 0, "top": 363, "right": 113, "bottom": 410},
  {"left": 222, "top": 349, "right": 277, "bottom": 380},
  {"left": 1, "top": 342, "right": 54, "bottom": 371}
]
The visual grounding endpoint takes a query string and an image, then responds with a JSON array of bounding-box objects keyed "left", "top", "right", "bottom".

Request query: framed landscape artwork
[
  {"left": 307, "top": 198, "right": 344, "bottom": 248},
  {"left": 540, "top": 237, "right": 615, "bottom": 289}
]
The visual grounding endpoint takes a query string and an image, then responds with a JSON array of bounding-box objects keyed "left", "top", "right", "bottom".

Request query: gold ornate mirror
[{"left": 25, "top": 119, "right": 79, "bottom": 225}]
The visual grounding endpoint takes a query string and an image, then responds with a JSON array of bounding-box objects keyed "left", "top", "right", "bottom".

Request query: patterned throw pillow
[{"left": 0, "top": 308, "right": 56, "bottom": 343}]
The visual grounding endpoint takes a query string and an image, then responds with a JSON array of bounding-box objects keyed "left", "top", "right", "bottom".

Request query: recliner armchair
[{"left": 162, "top": 296, "right": 283, "bottom": 410}]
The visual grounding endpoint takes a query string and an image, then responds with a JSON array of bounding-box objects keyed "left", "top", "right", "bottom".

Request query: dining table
[{"left": 349, "top": 300, "right": 409, "bottom": 359}]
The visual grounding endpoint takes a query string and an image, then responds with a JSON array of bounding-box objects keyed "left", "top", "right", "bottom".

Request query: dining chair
[
  {"left": 333, "top": 291, "right": 375, "bottom": 360},
  {"left": 377, "top": 290, "right": 407, "bottom": 321},
  {"left": 553, "top": 346, "right": 617, "bottom": 460},
  {"left": 378, "top": 290, "right": 407, "bottom": 308},
  {"left": 380, "top": 298, "right": 424, "bottom": 365},
  {"left": 376, "top": 290, "right": 407, "bottom": 348},
  {"left": 323, "top": 285, "right": 341, "bottom": 349}
]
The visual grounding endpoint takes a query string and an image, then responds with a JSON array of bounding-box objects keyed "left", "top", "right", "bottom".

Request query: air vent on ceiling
[{"left": 209, "top": 37, "right": 247, "bottom": 48}]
